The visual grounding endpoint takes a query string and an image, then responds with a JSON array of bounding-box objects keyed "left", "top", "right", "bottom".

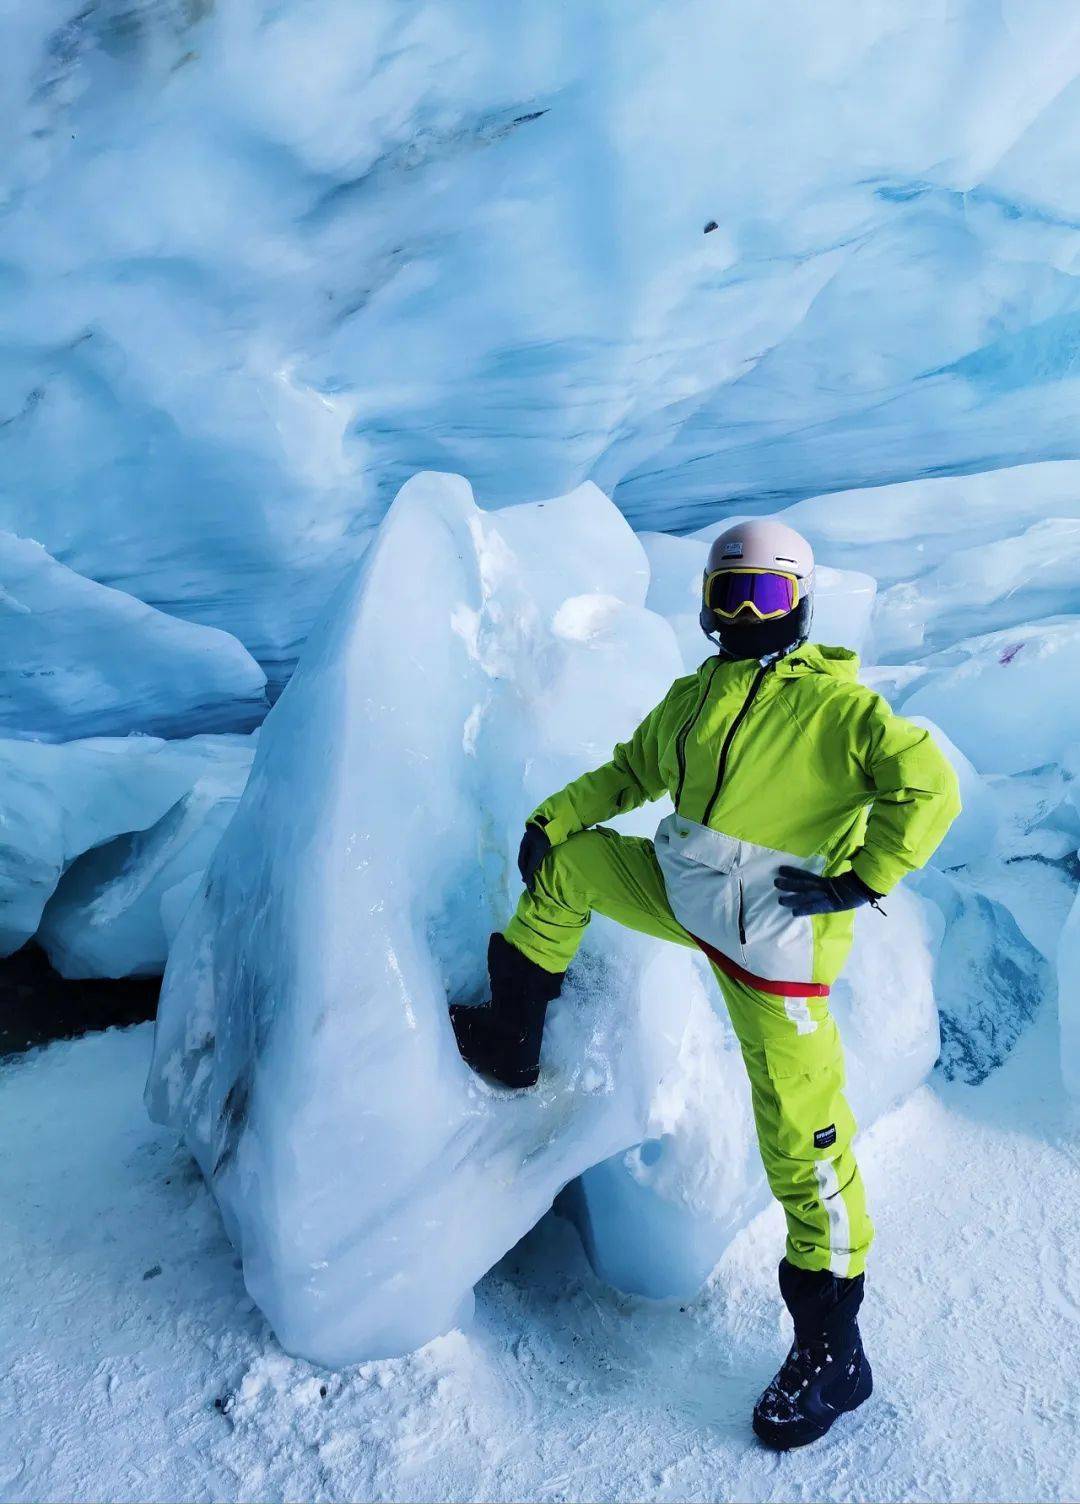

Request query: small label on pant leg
[{"left": 813, "top": 1124, "right": 837, "bottom": 1149}]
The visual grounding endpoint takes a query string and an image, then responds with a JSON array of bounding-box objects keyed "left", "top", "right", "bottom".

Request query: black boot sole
[
  {"left": 752, "top": 1359, "right": 873, "bottom": 1451},
  {"left": 472, "top": 1063, "right": 540, "bottom": 1090}
]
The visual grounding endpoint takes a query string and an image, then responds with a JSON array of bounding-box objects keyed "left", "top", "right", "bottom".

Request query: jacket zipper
[
  {"left": 737, "top": 881, "right": 747, "bottom": 947},
  {"left": 674, "top": 658, "right": 721, "bottom": 810},
  {"left": 701, "top": 660, "right": 774, "bottom": 827}
]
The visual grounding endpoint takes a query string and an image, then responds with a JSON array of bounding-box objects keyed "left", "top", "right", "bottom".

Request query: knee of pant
[{"left": 537, "top": 829, "right": 604, "bottom": 903}]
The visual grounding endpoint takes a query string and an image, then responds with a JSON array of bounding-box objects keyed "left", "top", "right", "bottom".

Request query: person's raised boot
[
  {"left": 449, "top": 933, "right": 565, "bottom": 1089},
  {"left": 752, "top": 1258, "right": 873, "bottom": 1450}
]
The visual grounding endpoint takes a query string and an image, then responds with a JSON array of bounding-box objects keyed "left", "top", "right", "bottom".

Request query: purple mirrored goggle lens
[{"left": 707, "top": 569, "right": 797, "bottom": 620}]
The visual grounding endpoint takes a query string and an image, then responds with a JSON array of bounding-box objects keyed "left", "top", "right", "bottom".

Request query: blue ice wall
[{"left": 5, "top": 1, "right": 1080, "bottom": 675}]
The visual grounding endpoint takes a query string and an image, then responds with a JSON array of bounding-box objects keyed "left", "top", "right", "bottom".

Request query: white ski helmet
[{"left": 700, "top": 518, "right": 815, "bottom": 658}]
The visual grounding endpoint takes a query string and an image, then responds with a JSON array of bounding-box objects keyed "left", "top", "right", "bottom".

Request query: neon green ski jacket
[{"left": 528, "top": 644, "right": 961, "bottom": 989}]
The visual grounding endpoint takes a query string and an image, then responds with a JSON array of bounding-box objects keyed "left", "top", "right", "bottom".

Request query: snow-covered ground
[{"left": 3, "top": 1005, "right": 1076, "bottom": 1504}]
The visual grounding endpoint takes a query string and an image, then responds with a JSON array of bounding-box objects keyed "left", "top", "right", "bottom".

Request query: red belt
[{"left": 690, "top": 932, "right": 830, "bottom": 998}]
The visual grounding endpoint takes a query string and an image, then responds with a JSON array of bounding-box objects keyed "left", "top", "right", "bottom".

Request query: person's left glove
[
  {"left": 518, "top": 821, "right": 552, "bottom": 893},
  {"left": 774, "top": 866, "right": 884, "bottom": 917}
]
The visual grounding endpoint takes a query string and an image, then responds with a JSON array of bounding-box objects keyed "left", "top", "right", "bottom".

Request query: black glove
[
  {"left": 774, "top": 866, "right": 884, "bottom": 918},
  {"left": 518, "top": 821, "right": 552, "bottom": 893}
]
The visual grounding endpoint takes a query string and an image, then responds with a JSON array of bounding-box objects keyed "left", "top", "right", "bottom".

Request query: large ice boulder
[
  {"left": 146, "top": 473, "right": 706, "bottom": 1366},
  {"left": 0, "top": 733, "right": 254, "bottom": 957},
  {"left": 0, "top": 532, "right": 267, "bottom": 740},
  {"left": 37, "top": 737, "right": 255, "bottom": 979}
]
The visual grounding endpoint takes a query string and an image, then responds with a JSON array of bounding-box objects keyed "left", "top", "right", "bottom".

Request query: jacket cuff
[
  {"left": 849, "top": 850, "right": 900, "bottom": 898},
  {"left": 527, "top": 805, "right": 575, "bottom": 847},
  {"left": 846, "top": 869, "right": 883, "bottom": 903}
]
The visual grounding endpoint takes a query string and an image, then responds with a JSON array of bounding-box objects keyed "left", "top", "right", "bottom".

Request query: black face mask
[{"left": 699, "top": 595, "right": 813, "bottom": 661}]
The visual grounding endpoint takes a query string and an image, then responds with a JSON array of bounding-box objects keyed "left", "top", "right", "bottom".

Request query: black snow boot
[
  {"left": 449, "top": 933, "right": 564, "bottom": 1089},
  {"left": 752, "top": 1259, "right": 873, "bottom": 1451}
]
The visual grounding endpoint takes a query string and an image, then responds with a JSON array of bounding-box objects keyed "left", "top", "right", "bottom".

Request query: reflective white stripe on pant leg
[{"left": 814, "top": 1157, "right": 851, "bottom": 1278}]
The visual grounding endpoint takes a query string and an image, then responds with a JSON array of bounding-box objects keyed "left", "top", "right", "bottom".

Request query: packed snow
[{"left": 3, "top": 1004, "right": 1077, "bottom": 1502}]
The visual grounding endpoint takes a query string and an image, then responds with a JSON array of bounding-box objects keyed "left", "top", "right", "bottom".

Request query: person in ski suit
[{"left": 451, "top": 518, "right": 961, "bottom": 1450}]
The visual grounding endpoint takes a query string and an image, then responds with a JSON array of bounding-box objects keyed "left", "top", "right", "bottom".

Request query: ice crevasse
[{"left": 146, "top": 473, "right": 944, "bottom": 1364}]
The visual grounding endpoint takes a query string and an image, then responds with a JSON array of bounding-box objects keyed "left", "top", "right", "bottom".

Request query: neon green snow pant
[{"left": 504, "top": 826, "right": 874, "bottom": 1278}]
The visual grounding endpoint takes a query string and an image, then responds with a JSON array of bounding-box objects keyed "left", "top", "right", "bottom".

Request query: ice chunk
[
  {"left": 955, "top": 763, "right": 1079, "bottom": 963},
  {"left": 563, "top": 969, "right": 759, "bottom": 1301},
  {"left": 638, "top": 533, "right": 713, "bottom": 673},
  {"left": 569, "top": 885, "right": 940, "bottom": 1298},
  {"left": 874, "top": 518, "right": 1080, "bottom": 660},
  {"left": 147, "top": 474, "right": 700, "bottom": 1366},
  {"left": 0, "top": 734, "right": 250, "bottom": 957},
  {"left": 37, "top": 738, "right": 254, "bottom": 979},
  {"left": 835, "top": 888, "right": 942, "bottom": 1117},
  {"left": 905, "top": 718, "right": 998, "bottom": 870},
  {"left": 160, "top": 873, "right": 204, "bottom": 950},
  {"left": 913, "top": 868, "right": 1052, "bottom": 1086},
  {"left": 900, "top": 618, "right": 1080, "bottom": 775},
  {"left": 812, "top": 567, "right": 878, "bottom": 665},
  {"left": 0, "top": 532, "right": 267, "bottom": 740},
  {"left": 775, "top": 463, "right": 1080, "bottom": 588},
  {"left": 1058, "top": 887, "right": 1080, "bottom": 1098}
]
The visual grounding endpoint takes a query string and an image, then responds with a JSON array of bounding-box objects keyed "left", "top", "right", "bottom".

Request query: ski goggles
[{"left": 703, "top": 566, "right": 800, "bottom": 621}]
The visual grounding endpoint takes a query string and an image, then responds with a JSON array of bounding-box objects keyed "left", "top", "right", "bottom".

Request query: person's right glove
[
  {"left": 518, "top": 821, "right": 552, "bottom": 893},
  {"left": 774, "top": 866, "right": 884, "bottom": 918}
]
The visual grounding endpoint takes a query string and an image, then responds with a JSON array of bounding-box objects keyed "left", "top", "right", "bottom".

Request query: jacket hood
[{"left": 775, "top": 643, "right": 860, "bottom": 679}]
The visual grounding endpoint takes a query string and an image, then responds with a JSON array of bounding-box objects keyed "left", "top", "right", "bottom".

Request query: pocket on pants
[{"left": 763, "top": 1018, "right": 855, "bottom": 1163}]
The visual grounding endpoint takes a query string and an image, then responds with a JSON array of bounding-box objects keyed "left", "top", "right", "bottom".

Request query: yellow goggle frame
[{"left": 702, "top": 565, "right": 801, "bottom": 621}]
